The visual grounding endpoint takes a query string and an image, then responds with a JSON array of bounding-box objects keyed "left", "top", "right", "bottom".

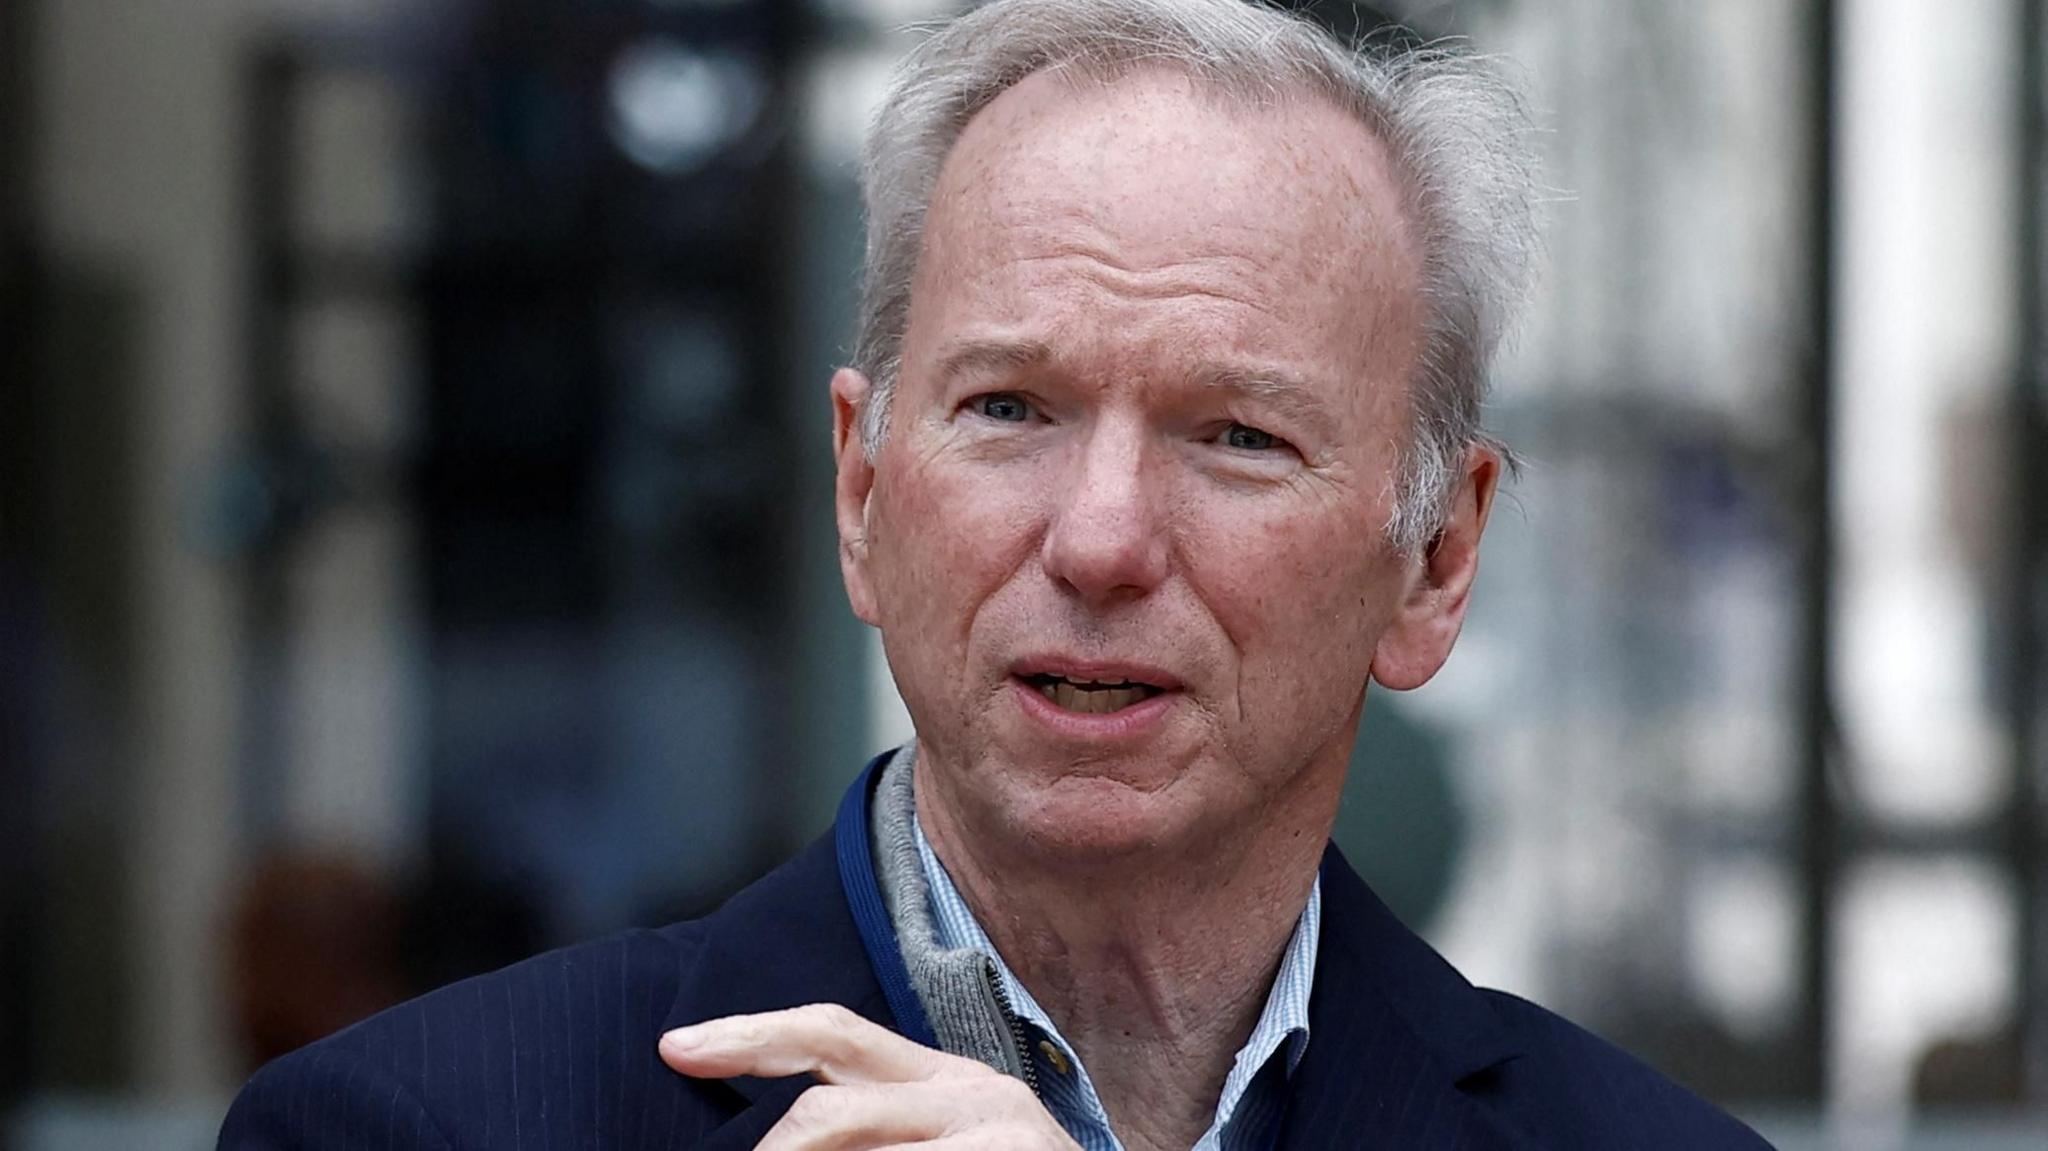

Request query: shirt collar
[{"left": 913, "top": 814, "right": 1319, "bottom": 1149}]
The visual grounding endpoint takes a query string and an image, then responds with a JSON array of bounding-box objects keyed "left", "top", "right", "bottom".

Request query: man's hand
[{"left": 660, "top": 1003, "right": 1082, "bottom": 1150}]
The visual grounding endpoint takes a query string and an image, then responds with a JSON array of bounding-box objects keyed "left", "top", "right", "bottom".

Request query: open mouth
[{"left": 1020, "top": 673, "right": 1166, "bottom": 715}]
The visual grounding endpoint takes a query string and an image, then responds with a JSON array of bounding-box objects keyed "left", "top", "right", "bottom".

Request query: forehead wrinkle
[
  {"left": 939, "top": 73, "right": 1397, "bottom": 290},
  {"left": 912, "top": 64, "right": 1427, "bottom": 441},
  {"left": 1019, "top": 246, "right": 1281, "bottom": 318}
]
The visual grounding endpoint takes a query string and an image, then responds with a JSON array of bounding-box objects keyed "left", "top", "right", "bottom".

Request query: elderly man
[{"left": 221, "top": 1, "right": 1772, "bottom": 1148}]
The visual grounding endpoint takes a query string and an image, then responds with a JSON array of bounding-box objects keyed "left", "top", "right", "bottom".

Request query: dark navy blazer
[{"left": 219, "top": 757, "right": 1773, "bottom": 1149}]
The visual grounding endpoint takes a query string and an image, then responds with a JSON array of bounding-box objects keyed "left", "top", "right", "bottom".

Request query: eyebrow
[
  {"left": 1189, "top": 363, "right": 1341, "bottom": 442},
  {"left": 932, "top": 338, "right": 1055, "bottom": 383},
  {"left": 931, "top": 337, "right": 1341, "bottom": 442}
]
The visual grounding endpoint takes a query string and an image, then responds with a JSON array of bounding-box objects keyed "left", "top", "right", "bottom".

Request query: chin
[{"left": 988, "top": 768, "right": 1214, "bottom": 861}]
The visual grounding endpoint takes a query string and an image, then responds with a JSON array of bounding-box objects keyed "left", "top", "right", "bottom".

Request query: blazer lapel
[
  {"left": 1277, "top": 846, "right": 1526, "bottom": 1150},
  {"left": 658, "top": 827, "right": 897, "bottom": 1148},
  {"left": 663, "top": 756, "right": 918, "bottom": 1149}
]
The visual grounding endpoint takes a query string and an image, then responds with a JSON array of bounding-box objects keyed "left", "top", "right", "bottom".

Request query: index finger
[{"left": 658, "top": 1003, "right": 972, "bottom": 1086}]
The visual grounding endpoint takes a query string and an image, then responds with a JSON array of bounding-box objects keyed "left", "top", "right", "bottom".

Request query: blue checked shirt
[{"left": 914, "top": 818, "right": 1319, "bottom": 1151}]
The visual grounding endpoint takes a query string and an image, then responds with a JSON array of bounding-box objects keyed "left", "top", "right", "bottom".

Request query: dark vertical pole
[
  {"left": 0, "top": 0, "right": 40, "bottom": 1118},
  {"left": 237, "top": 45, "right": 296, "bottom": 847},
  {"left": 1795, "top": 0, "right": 1840, "bottom": 1104},
  {"left": 2011, "top": 0, "right": 2045, "bottom": 1103},
  {"left": 761, "top": 0, "right": 813, "bottom": 865}
]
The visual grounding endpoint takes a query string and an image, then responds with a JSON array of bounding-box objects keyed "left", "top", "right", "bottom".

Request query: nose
[{"left": 1041, "top": 418, "right": 1170, "bottom": 605}]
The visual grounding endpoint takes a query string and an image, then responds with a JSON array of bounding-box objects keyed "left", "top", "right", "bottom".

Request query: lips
[{"left": 1010, "top": 657, "right": 1182, "bottom": 717}]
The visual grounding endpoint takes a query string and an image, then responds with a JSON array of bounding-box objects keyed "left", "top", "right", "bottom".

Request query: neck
[{"left": 913, "top": 751, "right": 1333, "bottom": 1151}]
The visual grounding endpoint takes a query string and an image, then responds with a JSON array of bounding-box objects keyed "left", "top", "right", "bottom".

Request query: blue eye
[
  {"left": 1222, "top": 423, "right": 1279, "bottom": 451},
  {"left": 972, "top": 393, "right": 1033, "bottom": 422}
]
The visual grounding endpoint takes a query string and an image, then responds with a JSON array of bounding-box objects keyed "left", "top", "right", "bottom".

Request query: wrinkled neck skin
[{"left": 912, "top": 742, "right": 1341, "bottom": 1151}]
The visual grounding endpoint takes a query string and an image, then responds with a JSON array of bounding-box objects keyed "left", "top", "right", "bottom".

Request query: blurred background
[{"left": 2, "top": 0, "right": 2046, "bottom": 1147}]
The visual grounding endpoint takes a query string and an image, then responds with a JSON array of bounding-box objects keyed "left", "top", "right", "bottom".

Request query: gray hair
[{"left": 852, "top": 0, "right": 1540, "bottom": 552}]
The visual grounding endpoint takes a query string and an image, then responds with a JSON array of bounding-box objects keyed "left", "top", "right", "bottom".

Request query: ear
[
  {"left": 832, "top": 368, "right": 882, "bottom": 627},
  {"left": 1370, "top": 447, "right": 1501, "bottom": 691}
]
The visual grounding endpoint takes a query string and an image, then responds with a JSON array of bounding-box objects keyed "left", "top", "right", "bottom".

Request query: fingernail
[{"left": 660, "top": 1025, "right": 706, "bottom": 1056}]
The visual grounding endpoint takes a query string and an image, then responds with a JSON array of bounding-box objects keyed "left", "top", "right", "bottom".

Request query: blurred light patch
[
  {"left": 282, "top": 506, "right": 421, "bottom": 869},
  {"left": 607, "top": 40, "right": 765, "bottom": 175},
  {"left": 614, "top": 306, "right": 742, "bottom": 429},
  {"left": 1836, "top": 0, "right": 2018, "bottom": 827},
  {"left": 290, "top": 300, "right": 421, "bottom": 451},
  {"left": 1834, "top": 856, "right": 2016, "bottom": 1115},
  {"left": 1839, "top": 571, "right": 2010, "bottom": 823},
  {"left": 1679, "top": 702, "right": 1795, "bottom": 820},
  {"left": 801, "top": 47, "right": 896, "bottom": 172},
  {"left": 293, "top": 71, "right": 422, "bottom": 256},
  {"left": 1686, "top": 855, "right": 1797, "bottom": 1041},
  {"left": 603, "top": 305, "right": 745, "bottom": 539}
]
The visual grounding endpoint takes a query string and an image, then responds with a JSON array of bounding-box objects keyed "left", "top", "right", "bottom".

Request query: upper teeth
[{"left": 1037, "top": 678, "right": 1152, "bottom": 714}]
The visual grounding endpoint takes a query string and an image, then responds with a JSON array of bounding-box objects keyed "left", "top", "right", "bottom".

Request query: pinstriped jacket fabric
[{"left": 217, "top": 759, "right": 1775, "bottom": 1150}]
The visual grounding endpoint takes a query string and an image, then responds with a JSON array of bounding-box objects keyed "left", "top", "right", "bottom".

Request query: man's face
[{"left": 838, "top": 67, "right": 1461, "bottom": 859}]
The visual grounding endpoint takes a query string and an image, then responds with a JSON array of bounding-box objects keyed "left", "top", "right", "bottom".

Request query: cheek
[
  {"left": 1184, "top": 493, "right": 1396, "bottom": 699},
  {"left": 866, "top": 449, "right": 1048, "bottom": 667}
]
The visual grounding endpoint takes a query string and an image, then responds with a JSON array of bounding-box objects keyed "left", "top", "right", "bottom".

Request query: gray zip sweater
[{"left": 868, "top": 745, "right": 1034, "bottom": 1083}]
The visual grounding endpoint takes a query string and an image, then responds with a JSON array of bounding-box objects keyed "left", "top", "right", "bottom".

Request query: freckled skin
[{"left": 829, "top": 67, "right": 1497, "bottom": 1148}]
